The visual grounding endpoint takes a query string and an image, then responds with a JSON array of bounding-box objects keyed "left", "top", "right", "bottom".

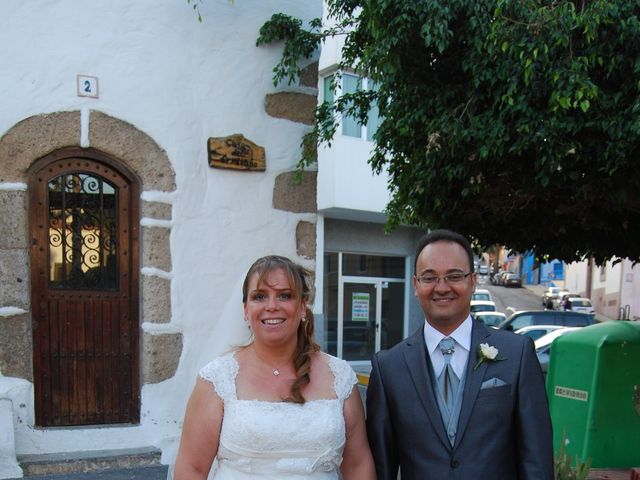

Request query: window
[
  {"left": 366, "top": 81, "right": 381, "bottom": 141},
  {"left": 323, "top": 76, "right": 334, "bottom": 105},
  {"left": 48, "top": 173, "right": 118, "bottom": 290},
  {"left": 342, "top": 253, "right": 405, "bottom": 278},
  {"left": 323, "top": 252, "right": 406, "bottom": 359},
  {"left": 342, "top": 74, "right": 362, "bottom": 137},
  {"left": 510, "top": 314, "right": 536, "bottom": 330},
  {"left": 563, "top": 314, "right": 593, "bottom": 327},
  {"left": 322, "top": 72, "right": 381, "bottom": 141}
]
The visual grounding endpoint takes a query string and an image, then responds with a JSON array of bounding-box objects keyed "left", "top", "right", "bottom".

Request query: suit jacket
[{"left": 366, "top": 320, "right": 554, "bottom": 480}]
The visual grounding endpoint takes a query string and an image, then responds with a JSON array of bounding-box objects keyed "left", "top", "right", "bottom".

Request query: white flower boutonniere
[{"left": 473, "top": 343, "right": 506, "bottom": 370}]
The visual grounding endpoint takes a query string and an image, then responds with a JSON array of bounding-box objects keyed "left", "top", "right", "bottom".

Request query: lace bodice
[{"left": 199, "top": 352, "right": 357, "bottom": 479}]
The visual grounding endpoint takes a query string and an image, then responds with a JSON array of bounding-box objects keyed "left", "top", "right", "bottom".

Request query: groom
[{"left": 366, "top": 229, "right": 553, "bottom": 479}]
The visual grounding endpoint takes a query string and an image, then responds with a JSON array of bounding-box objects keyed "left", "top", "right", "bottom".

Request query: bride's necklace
[{"left": 252, "top": 345, "right": 289, "bottom": 377}]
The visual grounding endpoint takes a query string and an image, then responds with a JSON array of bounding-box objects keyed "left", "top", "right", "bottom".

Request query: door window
[
  {"left": 343, "top": 283, "right": 376, "bottom": 361},
  {"left": 324, "top": 252, "right": 406, "bottom": 361},
  {"left": 48, "top": 173, "right": 118, "bottom": 290}
]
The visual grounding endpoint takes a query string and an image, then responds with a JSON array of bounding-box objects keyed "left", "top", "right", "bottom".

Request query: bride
[{"left": 173, "top": 255, "right": 375, "bottom": 479}]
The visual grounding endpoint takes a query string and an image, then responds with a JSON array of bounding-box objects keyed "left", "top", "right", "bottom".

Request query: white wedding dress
[{"left": 199, "top": 351, "right": 357, "bottom": 479}]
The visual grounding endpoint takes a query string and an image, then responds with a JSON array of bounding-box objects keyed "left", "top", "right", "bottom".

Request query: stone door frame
[{"left": 0, "top": 110, "right": 181, "bottom": 401}]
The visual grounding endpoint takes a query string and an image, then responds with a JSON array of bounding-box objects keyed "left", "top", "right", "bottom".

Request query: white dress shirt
[{"left": 423, "top": 316, "right": 472, "bottom": 380}]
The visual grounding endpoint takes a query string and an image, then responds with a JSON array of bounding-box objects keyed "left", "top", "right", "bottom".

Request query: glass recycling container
[{"left": 546, "top": 321, "right": 640, "bottom": 468}]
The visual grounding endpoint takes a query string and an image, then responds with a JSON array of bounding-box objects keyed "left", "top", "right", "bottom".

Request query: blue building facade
[{"left": 522, "top": 252, "right": 565, "bottom": 285}]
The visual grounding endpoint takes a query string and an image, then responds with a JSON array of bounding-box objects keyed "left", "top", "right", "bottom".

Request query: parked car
[
  {"left": 470, "top": 300, "right": 497, "bottom": 315},
  {"left": 504, "top": 273, "right": 522, "bottom": 288},
  {"left": 535, "top": 327, "right": 582, "bottom": 373},
  {"left": 542, "top": 286, "right": 562, "bottom": 308},
  {"left": 493, "top": 271, "right": 508, "bottom": 286},
  {"left": 498, "top": 309, "right": 595, "bottom": 331},
  {"left": 472, "top": 288, "right": 493, "bottom": 302},
  {"left": 491, "top": 270, "right": 506, "bottom": 285},
  {"left": 565, "top": 297, "right": 595, "bottom": 315},
  {"left": 553, "top": 292, "right": 581, "bottom": 310},
  {"left": 551, "top": 289, "right": 571, "bottom": 310},
  {"left": 474, "top": 311, "right": 506, "bottom": 328},
  {"left": 514, "top": 324, "right": 565, "bottom": 342}
]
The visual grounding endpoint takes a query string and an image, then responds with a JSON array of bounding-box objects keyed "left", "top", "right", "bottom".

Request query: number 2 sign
[{"left": 77, "top": 75, "right": 99, "bottom": 98}]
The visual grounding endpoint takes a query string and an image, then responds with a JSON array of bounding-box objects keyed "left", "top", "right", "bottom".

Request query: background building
[
  {"left": 0, "top": 0, "right": 321, "bottom": 470},
  {"left": 565, "top": 259, "right": 640, "bottom": 321}
]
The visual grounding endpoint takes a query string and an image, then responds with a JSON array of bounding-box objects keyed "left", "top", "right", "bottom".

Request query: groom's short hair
[{"left": 414, "top": 229, "right": 475, "bottom": 274}]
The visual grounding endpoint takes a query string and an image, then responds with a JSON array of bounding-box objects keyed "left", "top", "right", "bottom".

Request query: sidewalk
[{"left": 16, "top": 465, "right": 168, "bottom": 480}]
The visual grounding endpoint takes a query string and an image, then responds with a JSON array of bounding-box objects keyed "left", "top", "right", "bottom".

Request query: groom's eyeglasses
[{"left": 415, "top": 272, "right": 472, "bottom": 285}]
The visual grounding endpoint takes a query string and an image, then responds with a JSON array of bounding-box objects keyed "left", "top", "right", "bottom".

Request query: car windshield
[
  {"left": 471, "top": 304, "right": 495, "bottom": 312},
  {"left": 477, "top": 314, "right": 504, "bottom": 326},
  {"left": 570, "top": 299, "right": 591, "bottom": 307},
  {"left": 472, "top": 293, "right": 491, "bottom": 301}
]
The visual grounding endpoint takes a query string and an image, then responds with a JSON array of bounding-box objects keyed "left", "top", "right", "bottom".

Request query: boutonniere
[{"left": 473, "top": 343, "right": 506, "bottom": 370}]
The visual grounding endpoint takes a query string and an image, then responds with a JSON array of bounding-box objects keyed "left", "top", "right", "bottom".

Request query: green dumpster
[{"left": 546, "top": 321, "right": 640, "bottom": 468}]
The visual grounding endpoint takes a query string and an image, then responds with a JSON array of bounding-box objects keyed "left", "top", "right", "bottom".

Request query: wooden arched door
[{"left": 29, "top": 148, "right": 140, "bottom": 427}]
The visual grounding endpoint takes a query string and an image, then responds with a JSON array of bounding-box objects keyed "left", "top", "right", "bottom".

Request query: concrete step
[
  {"left": 17, "top": 447, "right": 162, "bottom": 477},
  {"left": 16, "top": 465, "right": 168, "bottom": 480}
]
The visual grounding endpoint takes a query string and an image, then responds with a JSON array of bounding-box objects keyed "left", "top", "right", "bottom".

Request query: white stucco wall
[
  {"left": 619, "top": 259, "right": 640, "bottom": 320},
  {"left": 1, "top": 0, "right": 320, "bottom": 460},
  {"left": 317, "top": 140, "right": 390, "bottom": 221},
  {"left": 566, "top": 257, "right": 640, "bottom": 320},
  {"left": 564, "top": 261, "right": 589, "bottom": 296}
]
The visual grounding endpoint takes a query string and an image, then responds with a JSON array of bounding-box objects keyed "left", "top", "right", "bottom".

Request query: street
[{"left": 476, "top": 276, "right": 543, "bottom": 315}]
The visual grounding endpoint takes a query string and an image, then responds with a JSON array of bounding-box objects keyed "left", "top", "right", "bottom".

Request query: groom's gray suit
[{"left": 366, "top": 319, "right": 553, "bottom": 480}]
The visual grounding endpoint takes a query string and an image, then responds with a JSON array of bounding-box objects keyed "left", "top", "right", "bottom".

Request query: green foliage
[
  {"left": 554, "top": 432, "right": 591, "bottom": 480},
  {"left": 259, "top": 0, "right": 640, "bottom": 263},
  {"left": 256, "top": 14, "right": 323, "bottom": 86}
]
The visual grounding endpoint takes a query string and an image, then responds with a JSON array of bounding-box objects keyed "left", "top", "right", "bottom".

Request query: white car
[
  {"left": 514, "top": 325, "right": 564, "bottom": 342},
  {"left": 542, "top": 286, "right": 562, "bottom": 307},
  {"left": 534, "top": 327, "right": 582, "bottom": 373},
  {"left": 565, "top": 297, "right": 594, "bottom": 314},
  {"left": 470, "top": 300, "right": 496, "bottom": 315},
  {"left": 472, "top": 288, "right": 493, "bottom": 302},
  {"left": 474, "top": 311, "right": 506, "bottom": 328},
  {"left": 554, "top": 292, "right": 581, "bottom": 310},
  {"left": 551, "top": 290, "right": 570, "bottom": 309}
]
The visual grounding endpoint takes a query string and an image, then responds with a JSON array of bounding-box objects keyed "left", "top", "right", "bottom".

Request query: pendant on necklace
[{"left": 273, "top": 368, "right": 280, "bottom": 376}]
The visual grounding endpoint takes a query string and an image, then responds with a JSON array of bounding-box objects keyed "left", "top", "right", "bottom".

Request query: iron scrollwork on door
[{"left": 48, "top": 173, "right": 118, "bottom": 290}]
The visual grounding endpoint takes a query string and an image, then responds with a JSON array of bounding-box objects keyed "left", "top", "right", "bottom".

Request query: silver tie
[{"left": 438, "top": 337, "right": 459, "bottom": 410}]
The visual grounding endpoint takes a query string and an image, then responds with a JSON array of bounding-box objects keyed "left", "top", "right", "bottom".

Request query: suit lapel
[
  {"left": 454, "top": 320, "right": 491, "bottom": 449},
  {"left": 403, "top": 327, "right": 451, "bottom": 449}
]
